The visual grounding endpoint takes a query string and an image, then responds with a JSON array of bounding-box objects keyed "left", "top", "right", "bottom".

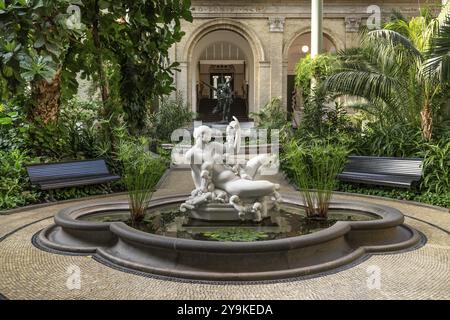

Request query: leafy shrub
[
  {"left": 354, "top": 122, "right": 424, "bottom": 157},
  {"left": 251, "top": 97, "right": 287, "bottom": 130},
  {"left": 338, "top": 183, "right": 450, "bottom": 209},
  {"left": 58, "top": 98, "right": 102, "bottom": 159},
  {"left": 0, "top": 99, "right": 67, "bottom": 156},
  {"left": 148, "top": 94, "right": 193, "bottom": 142},
  {"left": 284, "top": 139, "right": 349, "bottom": 218},
  {"left": 26, "top": 98, "right": 106, "bottom": 160},
  {"left": 0, "top": 100, "right": 27, "bottom": 151},
  {"left": 21, "top": 120, "right": 68, "bottom": 159},
  {"left": 414, "top": 192, "right": 450, "bottom": 208},
  {"left": 420, "top": 139, "right": 450, "bottom": 194},
  {"left": 295, "top": 54, "right": 338, "bottom": 100},
  {"left": 49, "top": 185, "right": 118, "bottom": 202},
  {"left": 352, "top": 122, "right": 449, "bottom": 196},
  {"left": 0, "top": 149, "right": 39, "bottom": 210},
  {"left": 117, "top": 138, "right": 168, "bottom": 225},
  {"left": 300, "top": 89, "right": 357, "bottom": 138},
  {"left": 0, "top": 98, "right": 104, "bottom": 160}
]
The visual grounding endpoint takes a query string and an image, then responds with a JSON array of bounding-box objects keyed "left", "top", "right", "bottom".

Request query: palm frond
[
  {"left": 366, "top": 29, "right": 423, "bottom": 58},
  {"left": 388, "top": 10, "right": 407, "bottom": 23},
  {"left": 341, "top": 99, "right": 379, "bottom": 116},
  {"left": 323, "top": 70, "right": 407, "bottom": 114},
  {"left": 384, "top": 19, "right": 411, "bottom": 38},
  {"left": 336, "top": 47, "right": 379, "bottom": 73},
  {"left": 423, "top": 13, "right": 450, "bottom": 84},
  {"left": 438, "top": 1, "right": 450, "bottom": 23},
  {"left": 360, "top": 31, "right": 419, "bottom": 80}
]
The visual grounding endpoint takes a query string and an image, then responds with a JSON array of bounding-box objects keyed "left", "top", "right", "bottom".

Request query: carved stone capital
[
  {"left": 345, "top": 16, "right": 362, "bottom": 33},
  {"left": 268, "top": 17, "right": 285, "bottom": 33}
]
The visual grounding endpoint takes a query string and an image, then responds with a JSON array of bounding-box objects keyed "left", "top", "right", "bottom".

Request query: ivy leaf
[
  {"left": 0, "top": 117, "right": 13, "bottom": 125},
  {"left": 20, "top": 70, "right": 35, "bottom": 81},
  {"left": 2, "top": 65, "right": 13, "bottom": 77},
  {"left": 15, "top": 0, "right": 28, "bottom": 7},
  {"left": 1, "top": 52, "right": 14, "bottom": 63},
  {"left": 44, "top": 42, "right": 62, "bottom": 57},
  {"left": 32, "top": 0, "right": 44, "bottom": 10},
  {"left": 19, "top": 54, "right": 57, "bottom": 82},
  {"left": 98, "top": 0, "right": 110, "bottom": 9},
  {"left": 34, "top": 36, "right": 45, "bottom": 49}
]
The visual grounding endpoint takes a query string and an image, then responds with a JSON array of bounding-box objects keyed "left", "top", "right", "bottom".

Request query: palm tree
[
  {"left": 423, "top": 3, "right": 450, "bottom": 85},
  {"left": 324, "top": 7, "right": 450, "bottom": 140}
]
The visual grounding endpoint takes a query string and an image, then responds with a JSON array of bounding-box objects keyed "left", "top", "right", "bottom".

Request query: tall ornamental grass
[
  {"left": 285, "top": 140, "right": 348, "bottom": 219},
  {"left": 118, "top": 139, "right": 167, "bottom": 226}
]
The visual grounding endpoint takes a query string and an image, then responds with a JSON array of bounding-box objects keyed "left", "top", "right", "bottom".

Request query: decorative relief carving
[
  {"left": 268, "top": 17, "right": 285, "bottom": 33},
  {"left": 192, "top": 6, "right": 265, "bottom": 14},
  {"left": 345, "top": 17, "right": 361, "bottom": 33},
  {"left": 190, "top": 5, "right": 422, "bottom": 18}
]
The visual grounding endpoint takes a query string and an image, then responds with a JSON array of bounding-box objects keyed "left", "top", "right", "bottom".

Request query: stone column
[
  {"left": 345, "top": 17, "right": 361, "bottom": 49},
  {"left": 281, "top": 60, "right": 288, "bottom": 111},
  {"left": 258, "top": 61, "right": 271, "bottom": 112},
  {"left": 268, "top": 17, "right": 285, "bottom": 106},
  {"left": 177, "top": 61, "right": 190, "bottom": 111},
  {"left": 311, "top": 0, "right": 323, "bottom": 58}
]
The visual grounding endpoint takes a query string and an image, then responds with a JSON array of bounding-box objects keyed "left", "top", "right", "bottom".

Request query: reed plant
[
  {"left": 285, "top": 139, "right": 348, "bottom": 219},
  {"left": 118, "top": 139, "right": 167, "bottom": 226}
]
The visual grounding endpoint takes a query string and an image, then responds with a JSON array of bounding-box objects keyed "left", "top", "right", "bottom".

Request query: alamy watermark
[
  {"left": 366, "top": 265, "right": 382, "bottom": 290},
  {"left": 66, "top": 264, "right": 81, "bottom": 290},
  {"left": 367, "top": 5, "right": 382, "bottom": 30},
  {"left": 170, "top": 123, "right": 280, "bottom": 176},
  {"left": 66, "top": 5, "right": 83, "bottom": 30}
]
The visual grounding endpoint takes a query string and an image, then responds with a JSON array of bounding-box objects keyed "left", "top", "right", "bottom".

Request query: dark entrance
[
  {"left": 209, "top": 73, "right": 234, "bottom": 99},
  {"left": 287, "top": 75, "right": 296, "bottom": 120},
  {"left": 197, "top": 64, "right": 249, "bottom": 123}
]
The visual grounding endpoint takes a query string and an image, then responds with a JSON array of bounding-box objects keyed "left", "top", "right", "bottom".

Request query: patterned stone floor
[{"left": 0, "top": 169, "right": 449, "bottom": 300}]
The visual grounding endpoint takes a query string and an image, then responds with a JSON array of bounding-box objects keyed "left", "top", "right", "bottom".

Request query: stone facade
[{"left": 171, "top": 0, "right": 440, "bottom": 115}]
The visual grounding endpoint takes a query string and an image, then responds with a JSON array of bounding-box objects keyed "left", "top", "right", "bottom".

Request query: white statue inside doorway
[{"left": 180, "top": 117, "right": 281, "bottom": 222}]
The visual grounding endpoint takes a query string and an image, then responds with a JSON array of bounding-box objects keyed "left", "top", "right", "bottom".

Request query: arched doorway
[
  {"left": 188, "top": 28, "right": 256, "bottom": 122},
  {"left": 286, "top": 32, "right": 337, "bottom": 115}
]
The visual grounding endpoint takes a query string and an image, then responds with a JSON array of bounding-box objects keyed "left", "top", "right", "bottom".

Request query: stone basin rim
[
  {"left": 35, "top": 194, "right": 421, "bottom": 281},
  {"left": 47, "top": 194, "right": 406, "bottom": 252}
]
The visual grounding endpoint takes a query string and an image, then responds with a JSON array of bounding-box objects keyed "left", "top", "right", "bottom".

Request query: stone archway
[
  {"left": 283, "top": 28, "right": 340, "bottom": 116},
  {"left": 182, "top": 19, "right": 266, "bottom": 118},
  {"left": 283, "top": 26, "right": 344, "bottom": 62}
]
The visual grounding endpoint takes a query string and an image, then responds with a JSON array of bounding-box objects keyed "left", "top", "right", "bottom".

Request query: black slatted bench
[
  {"left": 338, "top": 156, "right": 423, "bottom": 188},
  {"left": 26, "top": 159, "right": 120, "bottom": 191}
]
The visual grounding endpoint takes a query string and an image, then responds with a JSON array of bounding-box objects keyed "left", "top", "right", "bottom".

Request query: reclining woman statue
[{"left": 180, "top": 117, "right": 281, "bottom": 221}]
